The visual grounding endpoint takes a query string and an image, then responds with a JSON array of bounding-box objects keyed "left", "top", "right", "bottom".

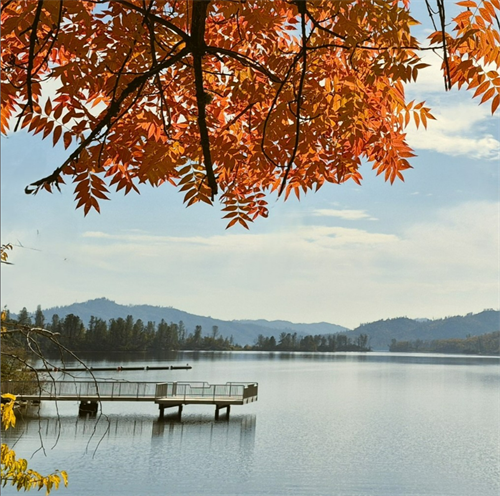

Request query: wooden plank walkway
[{"left": 1, "top": 380, "right": 258, "bottom": 420}]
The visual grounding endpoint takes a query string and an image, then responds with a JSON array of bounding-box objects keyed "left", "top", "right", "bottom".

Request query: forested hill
[
  {"left": 21, "top": 299, "right": 499, "bottom": 349},
  {"left": 234, "top": 318, "right": 348, "bottom": 336},
  {"left": 40, "top": 298, "right": 348, "bottom": 346},
  {"left": 349, "top": 310, "right": 499, "bottom": 350},
  {"left": 389, "top": 331, "right": 499, "bottom": 355}
]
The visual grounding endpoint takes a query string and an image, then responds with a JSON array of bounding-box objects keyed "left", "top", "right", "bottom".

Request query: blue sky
[{"left": 1, "top": 4, "right": 499, "bottom": 329}]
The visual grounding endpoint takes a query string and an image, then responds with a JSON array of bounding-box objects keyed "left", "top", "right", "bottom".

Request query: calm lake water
[{"left": 3, "top": 352, "right": 499, "bottom": 496}]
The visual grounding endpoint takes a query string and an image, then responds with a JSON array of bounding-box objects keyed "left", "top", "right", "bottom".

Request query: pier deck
[{"left": 1, "top": 380, "right": 258, "bottom": 419}]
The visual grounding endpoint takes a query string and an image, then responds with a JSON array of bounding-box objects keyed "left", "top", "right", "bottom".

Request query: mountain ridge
[
  {"left": 349, "top": 311, "right": 499, "bottom": 350},
  {"left": 22, "top": 298, "right": 500, "bottom": 349},
  {"left": 39, "top": 298, "right": 346, "bottom": 346}
]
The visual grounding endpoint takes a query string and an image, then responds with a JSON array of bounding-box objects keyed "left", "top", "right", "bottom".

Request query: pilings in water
[
  {"left": 159, "top": 404, "right": 183, "bottom": 420},
  {"left": 158, "top": 404, "right": 231, "bottom": 421},
  {"left": 215, "top": 405, "right": 231, "bottom": 420},
  {"left": 4, "top": 380, "right": 258, "bottom": 421},
  {"left": 79, "top": 400, "right": 98, "bottom": 417}
]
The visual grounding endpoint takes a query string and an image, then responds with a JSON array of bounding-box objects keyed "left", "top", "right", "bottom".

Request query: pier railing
[
  {"left": 1, "top": 380, "right": 258, "bottom": 403},
  {"left": 1, "top": 380, "right": 158, "bottom": 400},
  {"left": 154, "top": 382, "right": 257, "bottom": 401}
]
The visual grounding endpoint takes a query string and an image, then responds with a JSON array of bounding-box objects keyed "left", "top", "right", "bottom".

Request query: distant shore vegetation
[
  {"left": 6, "top": 306, "right": 370, "bottom": 354},
  {"left": 389, "top": 331, "right": 499, "bottom": 356}
]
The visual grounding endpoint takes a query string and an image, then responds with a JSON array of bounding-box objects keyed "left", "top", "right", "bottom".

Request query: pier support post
[
  {"left": 215, "top": 405, "right": 230, "bottom": 420},
  {"left": 158, "top": 404, "right": 182, "bottom": 420},
  {"left": 79, "top": 401, "right": 98, "bottom": 417}
]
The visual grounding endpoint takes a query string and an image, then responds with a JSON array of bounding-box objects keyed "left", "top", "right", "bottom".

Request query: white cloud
[
  {"left": 81, "top": 224, "right": 398, "bottom": 260},
  {"left": 406, "top": 50, "right": 448, "bottom": 96},
  {"left": 405, "top": 51, "right": 500, "bottom": 160},
  {"left": 312, "top": 209, "right": 377, "bottom": 221},
  {"left": 406, "top": 102, "right": 500, "bottom": 160},
  {"left": 4, "top": 200, "right": 496, "bottom": 329},
  {"left": 398, "top": 201, "right": 498, "bottom": 277}
]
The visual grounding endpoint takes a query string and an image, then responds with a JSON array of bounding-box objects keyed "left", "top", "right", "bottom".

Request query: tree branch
[
  {"left": 26, "top": 0, "right": 44, "bottom": 112},
  {"left": 279, "top": 0, "right": 308, "bottom": 197},
  {"left": 25, "top": 46, "right": 190, "bottom": 195},
  {"left": 205, "top": 46, "right": 283, "bottom": 84},
  {"left": 116, "top": 0, "right": 190, "bottom": 43},
  {"left": 437, "top": 0, "right": 452, "bottom": 90},
  {"left": 191, "top": 0, "right": 217, "bottom": 199}
]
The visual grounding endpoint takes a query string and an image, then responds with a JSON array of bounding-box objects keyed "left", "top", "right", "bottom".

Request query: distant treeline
[
  {"left": 253, "top": 332, "right": 370, "bottom": 352},
  {"left": 9, "top": 306, "right": 370, "bottom": 354},
  {"left": 12, "top": 306, "right": 234, "bottom": 352},
  {"left": 389, "top": 331, "right": 499, "bottom": 355}
]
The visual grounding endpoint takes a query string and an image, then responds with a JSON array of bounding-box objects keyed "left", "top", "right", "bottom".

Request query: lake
[{"left": 3, "top": 352, "right": 499, "bottom": 496}]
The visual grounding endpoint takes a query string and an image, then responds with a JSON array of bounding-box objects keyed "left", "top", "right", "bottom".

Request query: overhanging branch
[
  {"left": 191, "top": 0, "right": 218, "bottom": 199},
  {"left": 25, "top": 46, "right": 190, "bottom": 195}
]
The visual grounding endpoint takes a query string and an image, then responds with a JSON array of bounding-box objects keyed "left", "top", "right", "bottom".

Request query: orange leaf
[
  {"left": 53, "top": 125, "right": 62, "bottom": 146},
  {"left": 473, "top": 80, "right": 490, "bottom": 98},
  {"left": 480, "top": 87, "right": 495, "bottom": 104},
  {"left": 63, "top": 132, "right": 72, "bottom": 149},
  {"left": 492, "top": 94, "right": 500, "bottom": 114},
  {"left": 413, "top": 112, "right": 420, "bottom": 129}
]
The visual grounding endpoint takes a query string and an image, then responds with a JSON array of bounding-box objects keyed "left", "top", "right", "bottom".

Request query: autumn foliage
[
  {"left": 1, "top": 0, "right": 499, "bottom": 227},
  {"left": 1, "top": 307, "right": 68, "bottom": 494}
]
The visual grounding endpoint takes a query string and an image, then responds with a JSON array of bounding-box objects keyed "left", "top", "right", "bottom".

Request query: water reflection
[
  {"left": 5, "top": 352, "right": 499, "bottom": 496},
  {"left": 6, "top": 413, "right": 256, "bottom": 441},
  {"left": 152, "top": 414, "right": 256, "bottom": 452},
  {"left": 52, "top": 350, "right": 500, "bottom": 370}
]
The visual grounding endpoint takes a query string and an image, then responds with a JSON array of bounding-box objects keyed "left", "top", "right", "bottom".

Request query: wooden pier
[{"left": 1, "top": 380, "right": 258, "bottom": 420}]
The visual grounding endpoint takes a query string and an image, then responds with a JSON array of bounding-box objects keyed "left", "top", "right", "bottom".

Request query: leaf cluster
[
  {"left": 1, "top": 436, "right": 68, "bottom": 496},
  {"left": 1, "top": 1, "right": 499, "bottom": 226}
]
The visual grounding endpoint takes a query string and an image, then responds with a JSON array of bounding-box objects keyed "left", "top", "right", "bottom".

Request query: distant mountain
[
  {"left": 234, "top": 319, "right": 348, "bottom": 335},
  {"left": 349, "top": 310, "right": 500, "bottom": 350},
  {"left": 25, "top": 299, "right": 499, "bottom": 350},
  {"left": 39, "top": 298, "right": 348, "bottom": 346}
]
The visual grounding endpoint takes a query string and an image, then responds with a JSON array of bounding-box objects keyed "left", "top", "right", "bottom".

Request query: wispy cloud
[
  {"left": 312, "top": 209, "right": 377, "bottom": 221},
  {"left": 4, "top": 200, "right": 496, "bottom": 328},
  {"left": 82, "top": 224, "right": 397, "bottom": 253}
]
